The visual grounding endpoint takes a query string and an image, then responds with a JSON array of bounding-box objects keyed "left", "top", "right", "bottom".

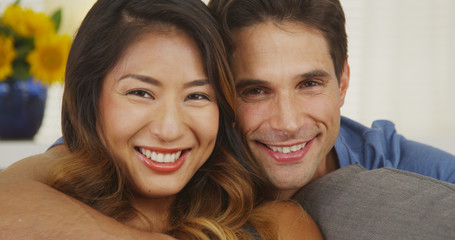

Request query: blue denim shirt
[{"left": 335, "top": 116, "right": 455, "bottom": 183}]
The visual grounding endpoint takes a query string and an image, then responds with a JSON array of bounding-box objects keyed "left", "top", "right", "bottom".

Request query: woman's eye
[
  {"left": 127, "top": 90, "right": 153, "bottom": 99},
  {"left": 186, "top": 93, "right": 210, "bottom": 101}
]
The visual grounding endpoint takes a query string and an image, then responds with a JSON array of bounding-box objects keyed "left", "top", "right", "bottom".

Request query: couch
[{"left": 295, "top": 165, "right": 455, "bottom": 240}]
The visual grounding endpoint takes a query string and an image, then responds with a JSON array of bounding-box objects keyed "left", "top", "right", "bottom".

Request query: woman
[{"left": 12, "top": 0, "right": 322, "bottom": 239}]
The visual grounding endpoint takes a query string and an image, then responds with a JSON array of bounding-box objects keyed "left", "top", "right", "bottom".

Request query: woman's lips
[{"left": 136, "top": 147, "right": 189, "bottom": 173}]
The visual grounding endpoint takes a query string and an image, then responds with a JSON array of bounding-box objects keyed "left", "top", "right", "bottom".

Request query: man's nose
[
  {"left": 270, "top": 93, "right": 304, "bottom": 134},
  {"left": 148, "top": 102, "right": 184, "bottom": 142}
]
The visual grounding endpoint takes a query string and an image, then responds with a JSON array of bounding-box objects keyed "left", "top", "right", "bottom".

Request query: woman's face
[{"left": 98, "top": 31, "right": 219, "bottom": 199}]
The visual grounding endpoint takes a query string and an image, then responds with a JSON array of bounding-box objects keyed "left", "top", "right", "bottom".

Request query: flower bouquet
[
  {"left": 0, "top": 0, "right": 72, "bottom": 139},
  {"left": 0, "top": 0, "right": 72, "bottom": 84}
]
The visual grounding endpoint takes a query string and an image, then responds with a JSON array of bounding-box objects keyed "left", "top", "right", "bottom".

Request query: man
[
  {"left": 208, "top": 1, "right": 455, "bottom": 238},
  {"left": 208, "top": 0, "right": 455, "bottom": 200},
  {"left": 1, "top": 0, "right": 454, "bottom": 238}
]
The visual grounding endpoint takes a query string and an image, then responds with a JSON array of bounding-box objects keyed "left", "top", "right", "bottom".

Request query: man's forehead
[
  {"left": 231, "top": 21, "right": 335, "bottom": 83},
  {"left": 232, "top": 20, "right": 325, "bottom": 45}
]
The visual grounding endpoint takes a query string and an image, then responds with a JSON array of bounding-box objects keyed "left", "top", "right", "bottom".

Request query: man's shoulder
[
  {"left": 336, "top": 116, "right": 455, "bottom": 181},
  {"left": 338, "top": 116, "right": 450, "bottom": 151},
  {"left": 338, "top": 116, "right": 398, "bottom": 141},
  {"left": 337, "top": 116, "right": 451, "bottom": 160},
  {"left": 336, "top": 116, "right": 403, "bottom": 167}
]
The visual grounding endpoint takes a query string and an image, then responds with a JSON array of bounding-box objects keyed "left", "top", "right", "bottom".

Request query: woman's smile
[{"left": 135, "top": 146, "right": 192, "bottom": 173}]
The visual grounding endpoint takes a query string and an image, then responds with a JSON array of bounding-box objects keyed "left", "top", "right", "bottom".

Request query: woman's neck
[{"left": 125, "top": 195, "right": 175, "bottom": 232}]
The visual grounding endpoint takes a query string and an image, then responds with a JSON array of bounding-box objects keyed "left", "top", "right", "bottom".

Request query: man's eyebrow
[
  {"left": 119, "top": 74, "right": 162, "bottom": 86},
  {"left": 300, "top": 70, "right": 331, "bottom": 79},
  {"left": 235, "top": 79, "right": 269, "bottom": 90}
]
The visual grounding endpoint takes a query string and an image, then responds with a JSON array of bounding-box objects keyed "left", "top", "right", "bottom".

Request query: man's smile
[
  {"left": 264, "top": 142, "right": 308, "bottom": 154},
  {"left": 256, "top": 138, "right": 315, "bottom": 163}
]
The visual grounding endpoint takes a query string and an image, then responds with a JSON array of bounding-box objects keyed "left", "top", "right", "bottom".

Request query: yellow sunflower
[
  {"left": 27, "top": 34, "right": 71, "bottom": 85},
  {"left": 2, "top": 5, "right": 55, "bottom": 38},
  {"left": 0, "top": 35, "right": 17, "bottom": 81}
]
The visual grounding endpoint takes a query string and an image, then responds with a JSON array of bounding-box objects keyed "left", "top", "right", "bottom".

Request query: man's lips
[{"left": 257, "top": 139, "right": 314, "bottom": 163}]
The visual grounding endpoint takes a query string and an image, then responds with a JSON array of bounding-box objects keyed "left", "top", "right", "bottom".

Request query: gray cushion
[{"left": 294, "top": 165, "right": 455, "bottom": 240}]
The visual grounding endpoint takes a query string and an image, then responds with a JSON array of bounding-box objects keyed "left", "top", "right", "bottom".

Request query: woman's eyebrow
[
  {"left": 119, "top": 74, "right": 162, "bottom": 86},
  {"left": 183, "top": 79, "right": 210, "bottom": 88}
]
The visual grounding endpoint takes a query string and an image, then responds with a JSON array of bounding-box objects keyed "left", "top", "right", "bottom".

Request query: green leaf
[
  {"left": 50, "top": 9, "right": 62, "bottom": 31},
  {"left": 12, "top": 62, "right": 30, "bottom": 80},
  {"left": 15, "top": 44, "right": 33, "bottom": 59},
  {"left": 0, "top": 28, "right": 8, "bottom": 36},
  {"left": 14, "top": 37, "right": 34, "bottom": 59},
  {"left": 0, "top": 25, "right": 14, "bottom": 36}
]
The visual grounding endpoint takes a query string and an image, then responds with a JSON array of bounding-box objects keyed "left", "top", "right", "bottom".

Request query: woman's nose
[{"left": 148, "top": 103, "right": 184, "bottom": 142}]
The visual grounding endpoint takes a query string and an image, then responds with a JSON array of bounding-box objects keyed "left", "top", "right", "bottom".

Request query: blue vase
[{"left": 0, "top": 78, "right": 48, "bottom": 139}]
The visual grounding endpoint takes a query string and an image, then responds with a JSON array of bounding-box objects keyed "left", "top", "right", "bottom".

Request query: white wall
[{"left": 341, "top": 0, "right": 455, "bottom": 153}]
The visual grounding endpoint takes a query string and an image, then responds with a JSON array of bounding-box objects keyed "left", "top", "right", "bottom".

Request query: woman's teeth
[{"left": 139, "top": 148, "right": 182, "bottom": 163}]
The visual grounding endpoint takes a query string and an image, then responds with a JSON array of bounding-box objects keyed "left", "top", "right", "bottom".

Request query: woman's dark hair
[{"left": 49, "top": 0, "right": 271, "bottom": 238}]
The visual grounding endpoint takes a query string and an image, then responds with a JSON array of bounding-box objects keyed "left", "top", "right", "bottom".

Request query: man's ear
[{"left": 339, "top": 58, "right": 350, "bottom": 107}]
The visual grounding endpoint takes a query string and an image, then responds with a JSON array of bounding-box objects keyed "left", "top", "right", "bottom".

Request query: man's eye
[
  {"left": 127, "top": 90, "right": 153, "bottom": 99},
  {"left": 244, "top": 87, "right": 264, "bottom": 96},
  {"left": 238, "top": 87, "right": 270, "bottom": 102},
  {"left": 300, "top": 80, "right": 321, "bottom": 88},
  {"left": 186, "top": 93, "right": 210, "bottom": 101}
]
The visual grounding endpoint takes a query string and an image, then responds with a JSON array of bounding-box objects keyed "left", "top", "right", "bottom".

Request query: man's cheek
[{"left": 237, "top": 103, "right": 260, "bottom": 129}]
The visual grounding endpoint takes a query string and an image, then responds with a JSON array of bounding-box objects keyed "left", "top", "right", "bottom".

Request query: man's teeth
[
  {"left": 267, "top": 142, "right": 307, "bottom": 154},
  {"left": 140, "top": 148, "right": 182, "bottom": 163}
]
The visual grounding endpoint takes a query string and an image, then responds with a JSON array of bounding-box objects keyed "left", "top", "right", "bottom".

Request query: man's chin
[{"left": 267, "top": 178, "right": 309, "bottom": 200}]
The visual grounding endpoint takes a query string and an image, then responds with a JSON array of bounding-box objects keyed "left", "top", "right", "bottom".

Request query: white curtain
[{"left": 341, "top": 0, "right": 455, "bottom": 151}]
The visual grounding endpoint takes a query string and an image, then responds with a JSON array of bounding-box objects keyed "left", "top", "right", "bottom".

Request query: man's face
[{"left": 232, "top": 21, "right": 349, "bottom": 199}]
